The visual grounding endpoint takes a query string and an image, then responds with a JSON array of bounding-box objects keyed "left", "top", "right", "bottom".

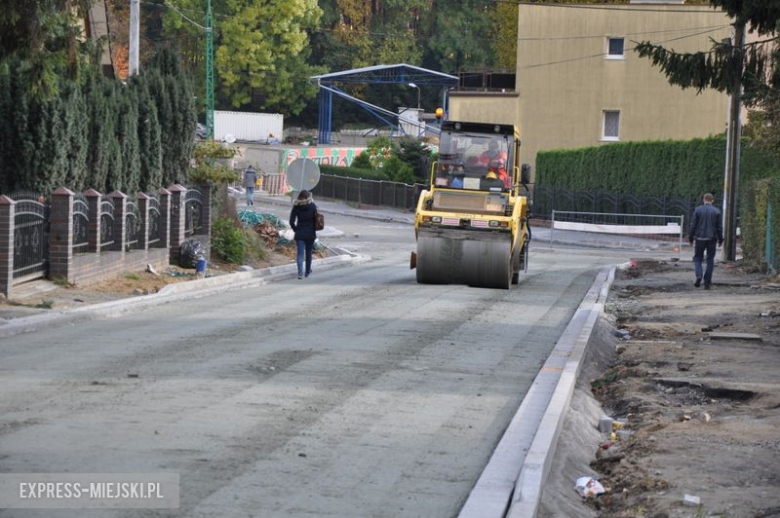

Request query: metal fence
[
  {"left": 312, "top": 174, "right": 426, "bottom": 211},
  {"left": 73, "top": 193, "right": 89, "bottom": 254},
  {"left": 148, "top": 196, "right": 162, "bottom": 247},
  {"left": 184, "top": 187, "right": 204, "bottom": 236},
  {"left": 532, "top": 186, "right": 696, "bottom": 231},
  {"left": 125, "top": 200, "right": 141, "bottom": 249},
  {"left": 550, "top": 210, "right": 684, "bottom": 258},
  {"left": 9, "top": 191, "right": 49, "bottom": 281},
  {"left": 100, "top": 198, "right": 115, "bottom": 251}
]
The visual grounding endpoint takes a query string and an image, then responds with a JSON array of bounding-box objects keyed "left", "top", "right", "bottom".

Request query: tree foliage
[
  {"left": 635, "top": 2, "right": 780, "bottom": 107},
  {"left": 0, "top": 0, "right": 96, "bottom": 99},
  {"left": 0, "top": 49, "right": 196, "bottom": 195}
]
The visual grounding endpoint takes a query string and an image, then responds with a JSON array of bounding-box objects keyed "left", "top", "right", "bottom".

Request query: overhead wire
[
  {"left": 497, "top": 0, "right": 727, "bottom": 15},
  {"left": 520, "top": 25, "right": 733, "bottom": 70}
]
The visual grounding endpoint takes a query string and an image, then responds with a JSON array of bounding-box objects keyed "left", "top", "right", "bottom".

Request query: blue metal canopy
[{"left": 310, "top": 64, "right": 458, "bottom": 145}]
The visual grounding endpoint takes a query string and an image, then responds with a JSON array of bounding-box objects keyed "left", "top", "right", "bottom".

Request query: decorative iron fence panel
[
  {"left": 125, "top": 200, "right": 141, "bottom": 249},
  {"left": 100, "top": 199, "right": 115, "bottom": 250},
  {"left": 185, "top": 188, "right": 204, "bottom": 236},
  {"left": 10, "top": 191, "right": 49, "bottom": 281},
  {"left": 148, "top": 196, "right": 162, "bottom": 247},
  {"left": 73, "top": 194, "right": 89, "bottom": 254}
]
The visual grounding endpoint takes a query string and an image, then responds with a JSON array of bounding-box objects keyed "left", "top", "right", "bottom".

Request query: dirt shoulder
[{"left": 582, "top": 261, "right": 780, "bottom": 517}]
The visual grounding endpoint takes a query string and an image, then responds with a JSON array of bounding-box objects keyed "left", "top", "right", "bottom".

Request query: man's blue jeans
[
  {"left": 245, "top": 186, "right": 254, "bottom": 205},
  {"left": 693, "top": 239, "right": 717, "bottom": 285},
  {"left": 296, "top": 239, "right": 314, "bottom": 277}
]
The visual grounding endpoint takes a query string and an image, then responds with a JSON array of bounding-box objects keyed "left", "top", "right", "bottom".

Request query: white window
[
  {"left": 602, "top": 111, "right": 620, "bottom": 141},
  {"left": 606, "top": 37, "right": 625, "bottom": 59}
]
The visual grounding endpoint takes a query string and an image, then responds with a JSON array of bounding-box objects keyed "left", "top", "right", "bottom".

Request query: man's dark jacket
[{"left": 689, "top": 203, "right": 723, "bottom": 243}]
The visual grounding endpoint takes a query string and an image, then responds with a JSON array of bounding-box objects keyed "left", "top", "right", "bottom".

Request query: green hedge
[
  {"left": 536, "top": 137, "right": 780, "bottom": 201},
  {"left": 742, "top": 177, "right": 780, "bottom": 271},
  {"left": 319, "top": 164, "right": 390, "bottom": 181},
  {"left": 0, "top": 49, "right": 196, "bottom": 195}
]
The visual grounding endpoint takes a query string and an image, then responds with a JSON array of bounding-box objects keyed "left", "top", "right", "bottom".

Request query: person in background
[
  {"left": 289, "top": 190, "right": 318, "bottom": 279},
  {"left": 688, "top": 192, "right": 723, "bottom": 290},
  {"left": 243, "top": 165, "right": 258, "bottom": 205}
]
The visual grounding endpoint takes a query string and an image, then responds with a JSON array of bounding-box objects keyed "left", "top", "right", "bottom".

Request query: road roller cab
[{"left": 412, "top": 121, "right": 530, "bottom": 289}]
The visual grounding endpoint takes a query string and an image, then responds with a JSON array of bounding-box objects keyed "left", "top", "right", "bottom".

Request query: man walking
[
  {"left": 688, "top": 193, "right": 723, "bottom": 289},
  {"left": 243, "top": 165, "right": 258, "bottom": 205}
]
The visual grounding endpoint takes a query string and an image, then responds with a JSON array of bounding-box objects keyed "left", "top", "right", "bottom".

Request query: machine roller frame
[{"left": 411, "top": 121, "right": 530, "bottom": 290}]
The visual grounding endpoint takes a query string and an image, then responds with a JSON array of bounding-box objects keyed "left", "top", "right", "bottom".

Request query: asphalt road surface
[{"left": 0, "top": 207, "right": 616, "bottom": 518}]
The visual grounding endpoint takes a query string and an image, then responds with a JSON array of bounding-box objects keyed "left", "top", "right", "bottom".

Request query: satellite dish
[
  {"left": 286, "top": 158, "right": 321, "bottom": 193},
  {"left": 224, "top": 134, "right": 236, "bottom": 143}
]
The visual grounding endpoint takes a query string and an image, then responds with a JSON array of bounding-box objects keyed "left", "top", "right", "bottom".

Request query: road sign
[{"left": 287, "top": 158, "right": 321, "bottom": 193}]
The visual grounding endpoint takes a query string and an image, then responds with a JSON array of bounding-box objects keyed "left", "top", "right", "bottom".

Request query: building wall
[
  {"left": 448, "top": 94, "right": 519, "bottom": 127},
  {"left": 450, "top": 4, "right": 733, "bottom": 180}
]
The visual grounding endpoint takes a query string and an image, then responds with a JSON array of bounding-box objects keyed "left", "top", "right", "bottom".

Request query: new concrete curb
[
  {"left": 0, "top": 251, "right": 369, "bottom": 340},
  {"left": 458, "top": 265, "right": 616, "bottom": 518}
]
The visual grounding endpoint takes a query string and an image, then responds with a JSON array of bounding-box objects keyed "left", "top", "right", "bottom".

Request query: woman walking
[{"left": 289, "top": 190, "right": 317, "bottom": 279}]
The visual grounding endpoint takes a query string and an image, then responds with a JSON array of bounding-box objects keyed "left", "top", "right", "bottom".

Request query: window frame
[
  {"left": 601, "top": 110, "right": 621, "bottom": 141},
  {"left": 606, "top": 36, "right": 625, "bottom": 60}
]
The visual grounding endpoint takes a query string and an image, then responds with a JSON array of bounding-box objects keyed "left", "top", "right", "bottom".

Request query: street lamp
[{"left": 408, "top": 82, "right": 421, "bottom": 110}]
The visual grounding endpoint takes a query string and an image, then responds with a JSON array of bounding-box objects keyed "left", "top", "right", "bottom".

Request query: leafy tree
[
  {"left": 492, "top": 3, "right": 518, "bottom": 70},
  {"left": 397, "top": 137, "right": 430, "bottom": 178},
  {"left": 215, "top": 0, "right": 324, "bottom": 114},
  {"left": 0, "top": 0, "right": 95, "bottom": 99},
  {"left": 426, "top": 0, "right": 494, "bottom": 73},
  {"left": 635, "top": 2, "right": 780, "bottom": 107}
]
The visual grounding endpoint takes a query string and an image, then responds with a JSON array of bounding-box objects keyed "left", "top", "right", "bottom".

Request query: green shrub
[
  {"left": 536, "top": 136, "right": 780, "bottom": 201},
  {"left": 742, "top": 177, "right": 780, "bottom": 271},
  {"left": 351, "top": 151, "right": 372, "bottom": 170},
  {"left": 211, "top": 217, "right": 248, "bottom": 264},
  {"left": 383, "top": 156, "right": 416, "bottom": 184}
]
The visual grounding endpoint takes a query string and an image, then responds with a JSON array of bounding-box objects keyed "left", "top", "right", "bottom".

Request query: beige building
[{"left": 449, "top": 2, "right": 733, "bottom": 180}]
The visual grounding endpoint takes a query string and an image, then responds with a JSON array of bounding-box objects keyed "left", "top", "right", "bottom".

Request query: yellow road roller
[{"left": 411, "top": 121, "right": 530, "bottom": 289}]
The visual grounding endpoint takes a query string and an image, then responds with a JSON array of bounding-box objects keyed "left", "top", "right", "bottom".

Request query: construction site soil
[{"left": 544, "top": 260, "right": 780, "bottom": 518}]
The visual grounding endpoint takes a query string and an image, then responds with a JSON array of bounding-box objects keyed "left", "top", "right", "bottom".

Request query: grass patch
[
  {"left": 51, "top": 276, "right": 75, "bottom": 288},
  {"left": 124, "top": 272, "right": 141, "bottom": 281}
]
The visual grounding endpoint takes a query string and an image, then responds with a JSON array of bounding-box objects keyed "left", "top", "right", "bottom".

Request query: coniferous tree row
[{"left": 0, "top": 48, "right": 196, "bottom": 196}]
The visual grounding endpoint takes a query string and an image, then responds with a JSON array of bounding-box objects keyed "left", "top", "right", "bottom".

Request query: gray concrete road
[{"left": 0, "top": 206, "right": 618, "bottom": 518}]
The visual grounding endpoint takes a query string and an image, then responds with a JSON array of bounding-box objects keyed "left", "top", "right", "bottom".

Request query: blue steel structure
[{"left": 310, "top": 64, "right": 458, "bottom": 145}]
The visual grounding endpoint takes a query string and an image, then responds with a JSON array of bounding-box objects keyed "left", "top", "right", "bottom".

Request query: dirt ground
[
  {"left": 0, "top": 244, "right": 322, "bottom": 319},
  {"left": 586, "top": 260, "right": 780, "bottom": 517}
]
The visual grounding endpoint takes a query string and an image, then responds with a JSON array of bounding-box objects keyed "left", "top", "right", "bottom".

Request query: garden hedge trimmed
[
  {"left": 742, "top": 177, "right": 780, "bottom": 271},
  {"left": 535, "top": 137, "right": 780, "bottom": 201}
]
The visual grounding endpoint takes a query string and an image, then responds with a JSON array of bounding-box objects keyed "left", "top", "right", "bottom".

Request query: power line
[
  {"left": 500, "top": 0, "right": 725, "bottom": 15},
  {"left": 520, "top": 25, "right": 730, "bottom": 70},
  {"left": 517, "top": 24, "right": 730, "bottom": 41}
]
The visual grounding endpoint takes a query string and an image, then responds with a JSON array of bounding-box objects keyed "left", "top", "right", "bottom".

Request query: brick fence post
[
  {"left": 84, "top": 189, "right": 102, "bottom": 253},
  {"left": 168, "top": 184, "right": 187, "bottom": 262},
  {"left": 200, "top": 182, "right": 212, "bottom": 238},
  {"left": 49, "top": 187, "right": 74, "bottom": 283},
  {"left": 0, "top": 196, "right": 15, "bottom": 297},
  {"left": 158, "top": 188, "right": 171, "bottom": 252},
  {"left": 136, "top": 193, "right": 150, "bottom": 251},
  {"left": 109, "top": 191, "right": 127, "bottom": 253}
]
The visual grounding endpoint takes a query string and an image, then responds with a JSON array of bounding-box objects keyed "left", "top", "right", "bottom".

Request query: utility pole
[
  {"left": 129, "top": 0, "right": 140, "bottom": 76},
  {"left": 205, "top": 0, "right": 215, "bottom": 140},
  {"left": 722, "top": 21, "right": 746, "bottom": 261}
]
